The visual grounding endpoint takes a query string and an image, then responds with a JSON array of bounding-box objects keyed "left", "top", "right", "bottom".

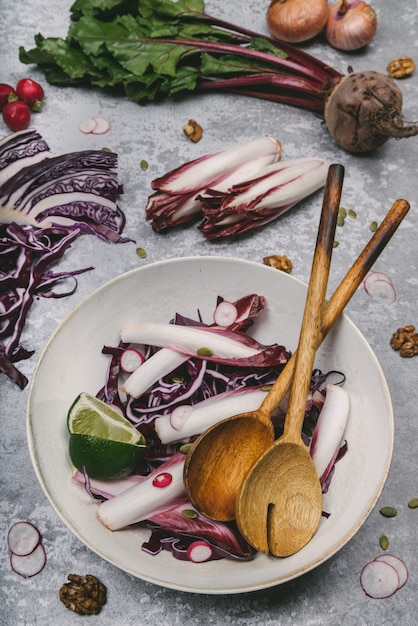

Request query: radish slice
[
  {"left": 169, "top": 405, "right": 193, "bottom": 430},
  {"left": 375, "top": 554, "right": 409, "bottom": 590},
  {"left": 363, "top": 271, "right": 396, "bottom": 303},
  {"left": 91, "top": 116, "right": 110, "bottom": 134},
  {"left": 213, "top": 301, "right": 238, "bottom": 327},
  {"left": 360, "top": 558, "right": 400, "bottom": 599},
  {"left": 7, "top": 521, "right": 41, "bottom": 556},
  {"left": 186, "top": 540, "right": 213, "bottom": 563},
  {"left": 152, "top": 472, "right": 173, "bottom": 488},
  {"left": 120, "top": 348, "right": 144, "bottom": 373},
  {"left": 10, "top": 543, "right": 46, "bottom": 578},
  {"left": 78, "top": 118, "right": 97, "bottom": 134}
]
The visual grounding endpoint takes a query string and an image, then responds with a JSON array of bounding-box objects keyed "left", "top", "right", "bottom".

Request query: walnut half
[
  {"left": 387, "top": 57, "right": 416, "bottom": 79},
  {"left": 390, "top": 325, "right": 418, "bottom": 357},
  {"left": 263, "top": 254, "right": 293, "bottom": 274},
  {"left": 183, "top": 119, "right": 203, "bottom": 142},
  {"left": 59, "top": 574, "right": 107, "bottom": 615}
]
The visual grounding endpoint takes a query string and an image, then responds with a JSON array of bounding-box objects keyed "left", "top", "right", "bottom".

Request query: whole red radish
[
  {"left": 15, "top": 78, "right": 44, "bottom": 111},
  {"left": 0, "top": 83, "right": 17, "bottom": 111},
  {"left": 2, "top": 100, "right": 31, "bottom": 131}
]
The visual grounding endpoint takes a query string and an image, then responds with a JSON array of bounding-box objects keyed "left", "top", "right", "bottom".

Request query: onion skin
[
  {"left": 266, "top": 0, "right": 328, "bottom": 43},
  {"left": 324, "top": 70, "right": 418, "bottom": 153},
  {"left": 326, "top": 0, "right": 377, "bottom": 52}
]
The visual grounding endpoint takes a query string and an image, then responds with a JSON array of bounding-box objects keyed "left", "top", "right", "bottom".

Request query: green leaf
[
  {"left": 138, "top": 0, "right": 205, "bottom": 20},
  {"left": 68, "top": 15, "right": 137, "bottom": 57},
  {"left": 70, "top": 0, "right": 138, "bottom": 21},
  {"left": 178, "top": 22, "right": 240, "bottom": 43},
  {"left": 164, "top": 64, "right": 201, "bottom": 95},
  {"left": 20, "top": 36, "right": 100, "bottom": 80},
  {"left": 249, "top": 37, "right": 287, "bottom": 58},
  {"left": 112, "top": 40, "right": 197, "bottom": 78},
  {"left": 201, "top": 53, "right": 270, "bottom": 77}
]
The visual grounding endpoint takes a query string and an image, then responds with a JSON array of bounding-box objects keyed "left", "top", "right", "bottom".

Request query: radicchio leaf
[{"left": 143, "top": 497, "right": 256, "bottom": 561}]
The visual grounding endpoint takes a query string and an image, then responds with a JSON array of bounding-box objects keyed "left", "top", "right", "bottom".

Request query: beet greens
[{"left": 19, "top": 0, "right": 418, "bottom": 152}]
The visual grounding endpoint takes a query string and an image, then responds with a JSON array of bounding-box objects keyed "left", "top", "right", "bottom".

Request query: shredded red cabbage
[
  {"left": 70, "top": 294, "right": 347, "bottom": 560},
  {"left": 0, "top": 223, "right": 93, "bottom": 388},
  {"left": 0, "top": 129, "right": 128, "bottom": 389},
  {"left": 82, "top": 295, "right": 347, "bottom": 562}
]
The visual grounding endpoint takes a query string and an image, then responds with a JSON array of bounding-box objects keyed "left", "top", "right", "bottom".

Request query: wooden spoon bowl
[
  {"left": 236, "top": 441, "right": 322, "bottom": 556},
  {"left": 183, "top": 414, "right": 274, "bottom": 520}
]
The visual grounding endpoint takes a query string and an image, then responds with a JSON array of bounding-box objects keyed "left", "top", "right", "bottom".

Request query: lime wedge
[
  {"left": 69, "top": 433, "right": 146, "bottom": 480},
  {"left": 67, "top": 392, "right": 144, "bottom": 446}
]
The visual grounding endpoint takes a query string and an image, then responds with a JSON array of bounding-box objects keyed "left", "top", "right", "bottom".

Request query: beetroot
[{"left": 324, "top": 70, "right": 418, "bottom": 153}]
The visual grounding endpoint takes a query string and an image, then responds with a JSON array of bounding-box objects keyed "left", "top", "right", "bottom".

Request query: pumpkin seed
[
  {"left": 408, "top": 497, "right": 418, "bottom": 509},
  {"left": 136, "top": 247, "right": 147, "bottom": 258},
  {"left": 370, "top": 221, "right": 378, "bottom": 232},
  {"left": 197, "top": 347, "right": 213, "bottom": 356},
  {"left": 379, "top": 506, "right": 397, "bottom": 518},
  {"left": 379, "top": 533, "right": 390, "bottom": 550},
  {"left": 182, "top": 509, "right": 198, "bottom": 519}
]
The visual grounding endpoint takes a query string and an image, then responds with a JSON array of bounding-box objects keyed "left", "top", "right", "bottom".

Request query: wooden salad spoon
[
  {"left": 233, "top": 166, "right": 341, "bottom": 555},
  {"left": 235, "top": 198, "right": 410, "bottom": 556},
  {"left": 184, "top": 163, "right": 344, "bottom": 520}
]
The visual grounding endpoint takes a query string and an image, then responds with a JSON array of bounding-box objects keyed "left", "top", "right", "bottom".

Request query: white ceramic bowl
[{"left": 27, "top": 256, "right": 393, "bottom": 594}]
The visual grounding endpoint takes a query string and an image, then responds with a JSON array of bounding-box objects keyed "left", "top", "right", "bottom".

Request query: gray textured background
[{"left": 1, "top": 0, "right": 418, "bottom": 624}]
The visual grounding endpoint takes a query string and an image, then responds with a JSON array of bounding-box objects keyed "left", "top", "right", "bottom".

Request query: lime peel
[
  {"left": 69, "top": 433, "right": 146, "bottom": 480},
  {"left": 67, "top": 392, "right": 144, "bottom": 445}
]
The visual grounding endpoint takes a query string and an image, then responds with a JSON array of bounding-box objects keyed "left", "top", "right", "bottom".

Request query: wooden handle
[
  {"left": 318, "top": 198, "right": 410, "bottom": 339},
  {"left": 259, "top": 197, "right": 410, "bottom": 420},
  {"left": 280, "top": 164, "right": 343, "bottom": 442}
]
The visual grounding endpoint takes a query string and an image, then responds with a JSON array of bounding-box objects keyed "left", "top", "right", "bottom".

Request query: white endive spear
[{"left": 199, "top": 156, "right": 329, "bottom": 239}]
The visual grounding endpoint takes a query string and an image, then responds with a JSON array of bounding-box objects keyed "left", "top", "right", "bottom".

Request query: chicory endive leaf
[
  {"left": 199, "top": 156, "right": 329, "bottom": 239},
  {"left": 145, "top": 136, "right": 282, "bottom": 231}
]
